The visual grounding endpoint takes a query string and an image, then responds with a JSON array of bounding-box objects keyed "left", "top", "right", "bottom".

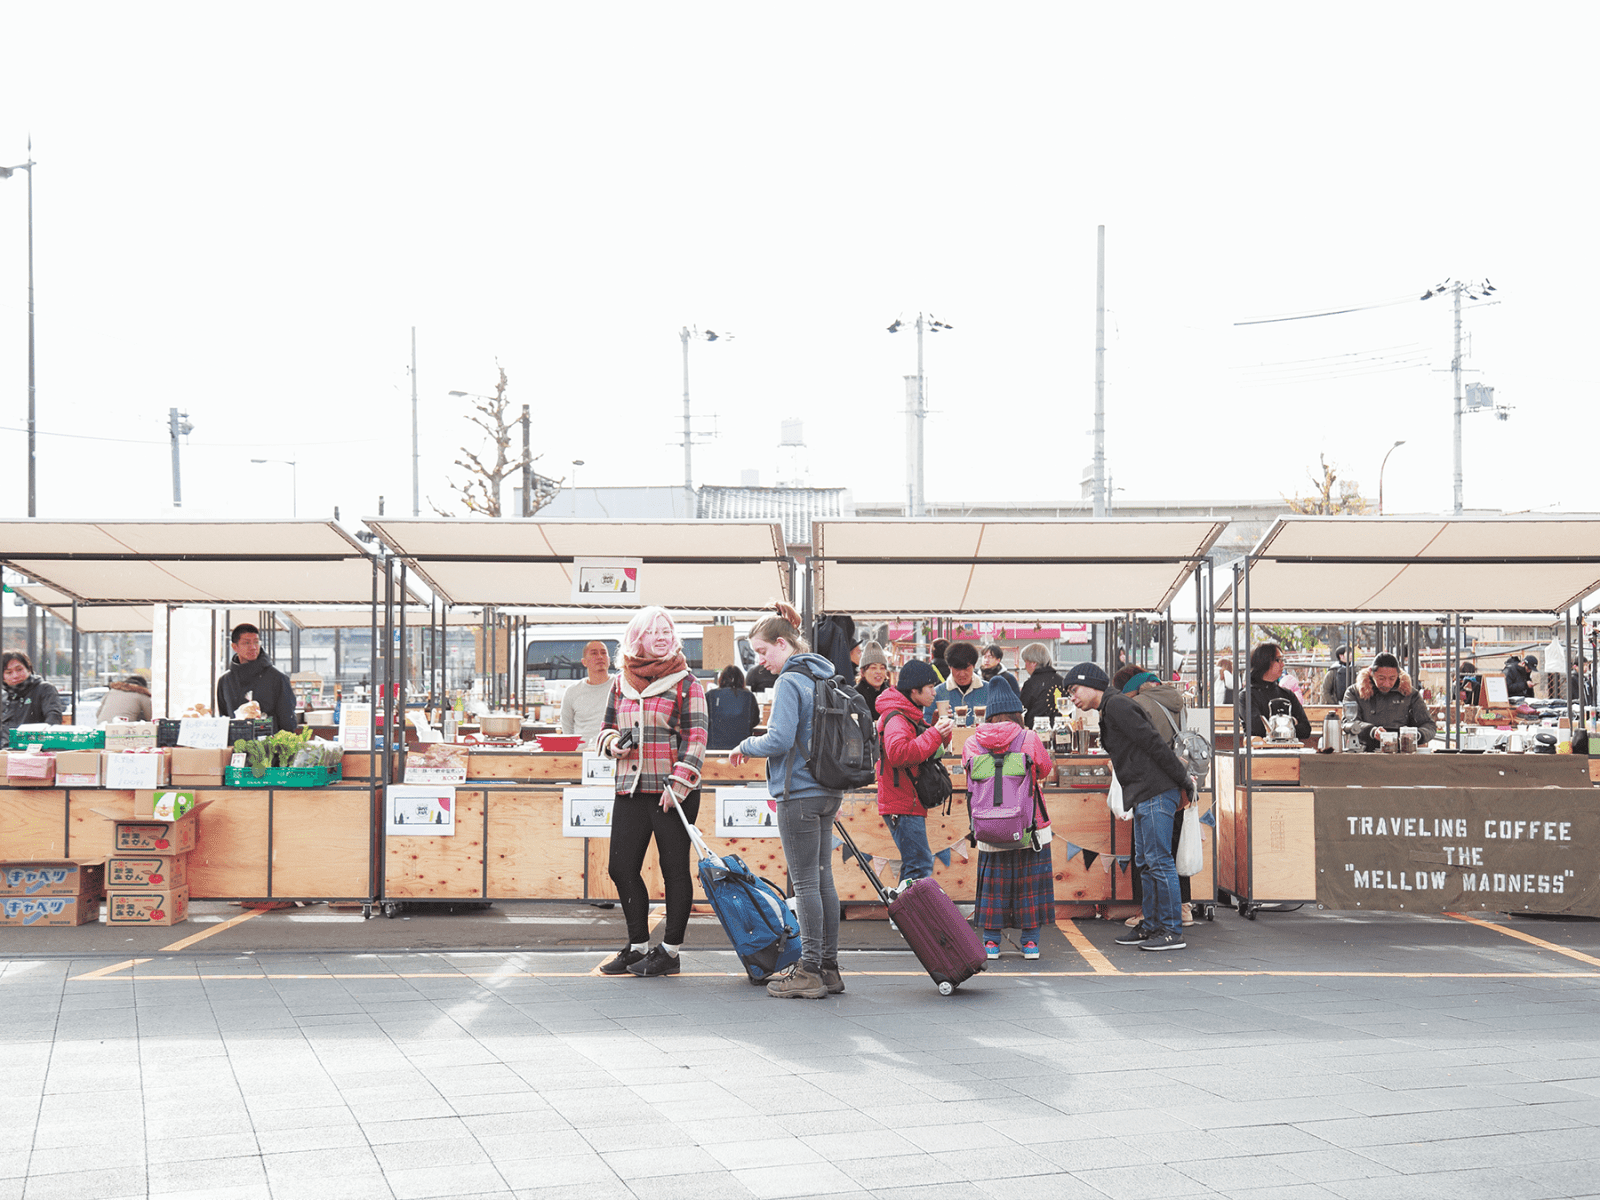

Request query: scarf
[
  {"left": 622, "top": 651, "right": 687, "bottom": 695},
  {"left": 1122, "top": 671, "right": 1160, "bottom": 694},
  {"left": 3, "top": 673, "right": 41, "bottom": 703}
]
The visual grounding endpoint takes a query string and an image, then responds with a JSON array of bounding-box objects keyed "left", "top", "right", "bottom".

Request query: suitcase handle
[
  {"left": 667, "top": 788, "right": 721, "bottom": 866},
  {"left": 833, "top": 820, "right": 895, "bottom": 907}
]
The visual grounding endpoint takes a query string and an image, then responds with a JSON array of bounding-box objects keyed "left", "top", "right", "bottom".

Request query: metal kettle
[
  {"left": 1322, "top": 712, "right": 1343, "bottom": 753},
  {"left": 1266, "top": 698, "right": 1298, "bottom": 742}
]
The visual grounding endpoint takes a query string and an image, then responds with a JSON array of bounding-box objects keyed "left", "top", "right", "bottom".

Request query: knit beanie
[
  {"left": 897, "top": 659, "right": 939, "bottom": 694},
  {"left": 858, "top": 641, "right": 889, "bottom": 670},
  {"left": 984, "top": 673, "right": 1024, "bottom": 716},
  {"left": 1061, "top": 661, "right": 1110, "bottom": 692}
]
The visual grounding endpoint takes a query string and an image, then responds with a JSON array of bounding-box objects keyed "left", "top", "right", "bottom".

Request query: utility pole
[
  {"left": 1451, "top": 286, "right": 1463, "bottom": 515},
  {"left": 168, "top": 408, "right": 192, "bottom": 507},
  {"left": 888, "top": 312, "right": 951, "bottom": 518},
  {"left": 677, "top": 326, "right": 725, "bottom": 497},
  {"left": 411, "top": 326, "right": 419, "bottom": 517},
  {"left": 1093, "top": 225, "right": 1107, "bottom": 518},
  {"left": 2, "top": 143, "right": 36, "bottom": 516}
]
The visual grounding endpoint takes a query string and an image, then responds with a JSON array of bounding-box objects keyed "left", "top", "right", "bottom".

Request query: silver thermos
[{"left": 1322, "top": 712, "right": 1343, "bottom": 753}]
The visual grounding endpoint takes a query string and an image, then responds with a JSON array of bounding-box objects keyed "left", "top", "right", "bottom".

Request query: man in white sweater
[{"left": 560, "top": 641, "right": 615, "bottom": 746}]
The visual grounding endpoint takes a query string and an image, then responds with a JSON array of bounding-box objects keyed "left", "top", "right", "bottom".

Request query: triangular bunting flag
[
  {"left": 1118, "top": 856, "right": 1132, "bottom": 873},
  {"left": 1064, "top": 842, "right": 1082, "bottom": 862},
  {"left": 1199, "top": 808, "right": 1217, "bottom": 828},
  {"left": 1081, "top": 849, "right": 1099, "bottom": 871},
  {"left": 934, "top": 847, "right": 953, "bottom": 869},
  {"left": 870, "top": 856, "right": 888, "bottom": 876}
]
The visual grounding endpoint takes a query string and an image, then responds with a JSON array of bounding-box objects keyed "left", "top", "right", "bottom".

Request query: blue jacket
[
  {"left": 736, "top": 652, "right": 840, "bottom": 801},
  {"left": 925, "top": 675, "right": 989, "bottom": 726},
  {"left": 706, "top": 687, "right": 759, "bottom": 751}
]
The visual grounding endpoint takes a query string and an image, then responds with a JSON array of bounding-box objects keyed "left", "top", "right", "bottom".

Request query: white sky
[{"left": 0, "top": 2, "right": 1595, "bottom": 527}]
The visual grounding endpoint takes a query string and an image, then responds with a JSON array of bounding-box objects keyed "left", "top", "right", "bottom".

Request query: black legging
[{"left": 608, "top": 791, "right": 701, "bottom": 945}]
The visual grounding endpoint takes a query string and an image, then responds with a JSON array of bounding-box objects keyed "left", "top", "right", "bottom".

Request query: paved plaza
[{"left": 4, "top": 903, "right": 1600, "bottom": 1200}]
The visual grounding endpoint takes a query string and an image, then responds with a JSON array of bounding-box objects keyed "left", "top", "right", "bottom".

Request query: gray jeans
[{"left": 776, "top": 791, "right": 843, "bottom": 968}]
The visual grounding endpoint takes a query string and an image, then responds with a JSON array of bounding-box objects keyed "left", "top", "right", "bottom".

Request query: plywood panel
[
  {"left": 188, "top": 790, "right": 268, "bottom": 898},
  {"left": 1250, "top": 792, "right": 1316, "bottom": 900},
  {"left": 1047, "top": 791, "right": 1115, "bottom": 904},
  {"left": 1248, "top": 755, "right": 1302, "bottom": 783},
  {"left": 385, "top": 790, "right": 484, "bottom": 898},
  {"left": 1, "top": 791, "right": 69, "bottom": 858},
  {"left": 469, "top": 754, "right": 581, "bottom": 781},
  {"left": 701, "top": 757, "right": 768, "bottom": 782},
  {"left": 1591, "top": 758, "right": 1600, "bottom": 785},
  {"left": 274, "top": 790, "right": 372, "bottom": 898},
  {"left": 487, "top": 791, "right": 583, "bottom": 899},
  {"left": 68, "top": 790, "right": 126, "bottom": 862}
]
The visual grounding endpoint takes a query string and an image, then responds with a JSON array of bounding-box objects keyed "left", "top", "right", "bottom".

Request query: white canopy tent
[
  {"left": 809, "top": 518, "right": 1228, "bottom": 617},
  {"left": 11, "top": 585, "right": 154, "bottom": 633},
  {"left": 362, "top": 518, "right": 792, "bottom": 611}
]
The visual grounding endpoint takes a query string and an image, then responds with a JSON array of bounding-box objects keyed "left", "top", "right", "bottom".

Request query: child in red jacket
[{"left": 874, "top": 660, "right": 953, "bottom": 885}]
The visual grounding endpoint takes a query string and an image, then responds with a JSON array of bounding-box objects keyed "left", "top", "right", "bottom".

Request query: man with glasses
[
  {"left": 1061, "top": 661, "right": 1194, "bottom": 952},
  {"left": 216, "top": 623, "right": 299, "bottom": 733}
]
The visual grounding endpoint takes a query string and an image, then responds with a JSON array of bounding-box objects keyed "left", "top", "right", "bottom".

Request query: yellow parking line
[
  {"left": 70, "top": 958, "right": 153, "bottom": 980},
  {"left": 1056, "top": 918, "right": 1119, "bottom": 974},
  {"left": 1445, "top": 911, "right": 1600, "bottom": 968},
  {"left": 159, "top": 907, "right": 266, "bottom": 953}
]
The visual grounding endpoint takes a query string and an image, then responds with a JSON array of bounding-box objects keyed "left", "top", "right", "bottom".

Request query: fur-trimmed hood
[{"left": 1356, "top": 666, "right": 1414, "bottom": 700}]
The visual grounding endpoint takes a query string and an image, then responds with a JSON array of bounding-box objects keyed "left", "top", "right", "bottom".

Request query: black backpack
[
  {"left": 782, "top": 667, "right": 878, "bottom": 794},
  {"left": 882, "top": 711, "right": 954, "bottom": 811}
]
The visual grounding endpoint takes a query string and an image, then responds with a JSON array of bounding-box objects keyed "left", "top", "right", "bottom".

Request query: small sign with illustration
[
  {"left": 716, "top": 786, "right": 779, "bottom": 837},
  {"left": 386, "top": 785, "right": 456, "bottom": 836},
  {"left": 571, "top": 557, "right": 642, "bottom": 602},
  {"left": 562, "top": 786, "right": 615, "bottom": 837}
]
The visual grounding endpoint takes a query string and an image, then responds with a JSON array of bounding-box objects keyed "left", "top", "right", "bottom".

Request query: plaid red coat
[{"left": 597, "top": 672, "right": 708, "bottom": 797}]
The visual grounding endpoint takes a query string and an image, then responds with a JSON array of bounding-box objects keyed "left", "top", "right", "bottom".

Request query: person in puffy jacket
[
  {"left": 2, "top": 651, "right": 64, "bottom": 747},
  {"left": 963, "top": 674, "right": 1053, "bottom": 961},
  {"left": 97, "top": 675, "right": 153, "bottom": 723},
  {"left": 1342, "top": 653, "right": 1435, "bottom": 749},
  {"left": 874, "top": 660, "right": 953, "bottom": 887},
  {"left": 729, "top": 603, "right": 846, "bottom": 1000},
  {"left": 854, "top": 641, "right": 892, "bottom": 712}
]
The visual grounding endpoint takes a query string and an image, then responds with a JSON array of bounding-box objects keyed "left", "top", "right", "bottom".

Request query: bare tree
[
  {"left": 1285, "top": 455, "right": 1369, "bottom": 516},
  {"left": 430, "top": 365, "right": 562, "bottom": 517}
]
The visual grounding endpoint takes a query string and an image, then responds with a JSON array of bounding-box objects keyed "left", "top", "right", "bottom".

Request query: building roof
[{"left": 697, "top": 486, "right": 851, "bottom": 550}]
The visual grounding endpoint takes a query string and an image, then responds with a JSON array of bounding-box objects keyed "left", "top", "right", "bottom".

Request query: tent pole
[
  {"left": 70, "top": 600, "right": 79, "bottom": 725},
  {"left": 398, "top": 563, "right": 409, "bottom": 780}
]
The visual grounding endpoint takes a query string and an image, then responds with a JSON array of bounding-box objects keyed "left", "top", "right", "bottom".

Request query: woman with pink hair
[{"left": 594, "top": 606, "right": 709, "bottom": 978}]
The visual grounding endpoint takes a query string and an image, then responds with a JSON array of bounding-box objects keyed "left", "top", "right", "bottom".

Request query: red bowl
[{"left": 537, "top": 735, "right": 583, "bottom": 753}]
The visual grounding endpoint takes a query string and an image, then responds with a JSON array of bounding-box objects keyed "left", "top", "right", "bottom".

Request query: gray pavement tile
[
  {"left": 492, "top": 1153, "right": 620, "bottom": 1189},
  {"left": 925, "top": 1146, "right": 1059, "bottom": 1181},
  {"left": 17, "top": 1165, "right": 146, "bottom": 1199},
  {"left": 146, "top": 1156, "right": 267, "bottom": 1193},
  {"left": 1291, "top": 1109, "right": 1506, "bottom": 1148},
  {"left": 147, "top": 1185, "right": 272, "bottom": 1200},
  {"left": 894, "top": 1121, "right": 1015, "bottom": 1153},
  {"left": 1255, "top": 1150, "right": 1400, "bottom": 1185},
  {"left": 268, "top": 1174, "right": 396, "bottom": 1200},
  {"left": 602, "top": 1145, "right": 727, "bottom": 1180},
  {"left": 1352, "top": 1133, "right": 1552, "bottom": 1175},
  {"left": 385, "top": 1162, "right": 510, "bottom": 1200},
  {"left": 23, "top": 1142, "right": 145, "bottom": 1176},
  {"left": 372, "top": 1137, "right": 492, "bottom": 1171},
  {"left": 509, "top": 1181, "right": 633, "bottom": 1200},
  {"left": 1323, "top": 1166, "right": 1568, "bottom": 1200},
  {"left": 728, "top": 1161, "right": 866, "bottom": 1198},
  {"left": 28, "top": 1118, "right": 143, "bottom": 1151},
  {"left": 459, "top": 1109, "right": 574, "bottom": 1138},
  {"left": 581, "top": 1122, "right": 690, "bottom": 1155},
  {"left": 476, "top": 1129, "right": 593, "bottom": 1162},
  {"left": 1207, "top": 1125, "right": 1340, "bottom": 1157},
  {"left": 1068, "top": 1164, "right": 1216, "bottom": 1199},
  {"left": 252, "top": 1123, "right": 371, "bottom": 1155},
  {"left": 617, "top": 1169, "right": 758, "bottom": 1199},
  {"left": 1218, "top": 1187, "right": 1342, "bottom": 1200},
  {"left": 262, "top": 1145, "right": 384, "bottom": 1182},
  {"left": 865, "top": 1185, "right": 990, "bottom": 1200},
  {"left": 146, "top": 1131, "right": 261, "bottom": 1164},
  {"left": 1171, "top": 1154, "right": 1307, "bottom": 1192},
  {"left": 360, "top": 1116, "right": 475, "bottom": 1145},
  {"left": 702, "top": 1138, "right": 828, "bottom": 1172},
  {"left": 247, "top": 1103, "right": 357, "bottom": 1132}
]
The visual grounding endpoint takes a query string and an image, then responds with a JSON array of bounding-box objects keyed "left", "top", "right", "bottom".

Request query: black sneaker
[
  {"left": 1139, "top": 931, "right": 1187, "bottom": 952},
  {"left": 598, "top": 947, "right": 645, "bottom": 975},
  {"left": 627, "top": 945, "right": 681, "bottom": 977},
  {"left": 1114, "top": 924, "right": 1154, "bottom": 945},
  {"left": 819, "top": 959, "right": 845, "bottom": 994}
]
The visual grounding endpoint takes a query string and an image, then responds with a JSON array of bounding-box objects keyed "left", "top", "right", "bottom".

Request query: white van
[{"left": 524, "top": 625, "right": 757, "bottom": 701}]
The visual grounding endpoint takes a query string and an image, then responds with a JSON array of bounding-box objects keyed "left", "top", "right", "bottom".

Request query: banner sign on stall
[
  {"left": 581, "top": 753, "right": 616, "bottom": 786},
  {"left": 571, "top": 558, "right": 642, "bottom": 602},
  {"left": 340, "top": 703, "right": 372, "bottom": 752},
  {"left": 1315, "top": 788, "right": 1600, "bottom": 915},
  {"left": 563, "top": 786, "right": 615, "bottom": 836},
  {"left": 716, "top": 786, "right": 778, "bottom": 837},
  {"left": 386, "top": 785, "right": 456, "bottom": 836}
]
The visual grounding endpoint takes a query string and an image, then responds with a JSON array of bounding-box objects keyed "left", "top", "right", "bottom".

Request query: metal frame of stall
[
  {"left": 359, "top": 518, "right": 797, "bottom": 912},
  {"left": 1221, "top": 515, "right": 1600, "bottom": 919},
  {"left": 0, "top": 520, "right": 397, "bottom": 909},
  {"left": 807, "top": 517, "right": 1227, "bottom": 916}
]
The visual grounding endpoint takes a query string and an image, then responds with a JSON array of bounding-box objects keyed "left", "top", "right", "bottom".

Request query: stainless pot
[{"left": 478, "top": 713, "right": 523, "bottom": 737}]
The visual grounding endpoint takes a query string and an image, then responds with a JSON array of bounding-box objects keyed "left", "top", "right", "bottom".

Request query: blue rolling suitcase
[{"left": 671, "top": 795, "right": 801, "bottom": 983}]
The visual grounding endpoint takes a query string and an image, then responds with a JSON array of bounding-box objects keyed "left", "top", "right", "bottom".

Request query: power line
[
  {"left": 1234, "top": 293, "right": 1420, "bottom": 326},
  {"left": 0, "top": 424, "right": 380, "bottom": 448}
]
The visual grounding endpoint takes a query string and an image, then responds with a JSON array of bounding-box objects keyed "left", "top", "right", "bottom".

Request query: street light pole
[
  {"left": 678, "top": 327, "right": 726, "bottom": 496},
  {"left": 2, "top": 142, "right": 36, "bottom": 516},
  {"left": 411, "top": 327, "right": 419, "bottom": 517},
  {"left": 251, "top": 458, "right": 298, "bottom": 518},
  {"left": 887, "top": 312, "right": 952, "bottom": 518},
  {"left": 1378, "top": 439, "right": 1406, "bottom": 515}
]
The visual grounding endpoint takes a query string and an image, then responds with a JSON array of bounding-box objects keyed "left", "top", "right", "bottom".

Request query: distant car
[{"left": 74, "top": 686, "right": 109, "bottom": 725}]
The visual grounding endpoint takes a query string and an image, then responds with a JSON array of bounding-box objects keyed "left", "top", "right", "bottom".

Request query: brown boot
[
  {"left": 819, "top": 959, "right": 845, "bottom": 994},
  {"left": 766, "top": 962, "right": 828, "bottom": 999}
]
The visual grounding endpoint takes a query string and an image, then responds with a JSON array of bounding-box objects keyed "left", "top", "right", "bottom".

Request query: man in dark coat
[
  {"left": 216, "top": 623, "right": 298, "bottom": 733},
  {"left": 1064, "top": 661, "right": 1193, "bottom": 953},
  {"left": 1503, "top": 655, "right": 1533, "bottom": 699}
]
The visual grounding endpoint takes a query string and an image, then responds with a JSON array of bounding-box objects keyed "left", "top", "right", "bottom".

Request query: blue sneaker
[
  {"left": 984, "top": 940, "right": 1000, "bottom": 961},
  {"left": 1021, "top": 940, "right": 1040, "bottom": 960}
]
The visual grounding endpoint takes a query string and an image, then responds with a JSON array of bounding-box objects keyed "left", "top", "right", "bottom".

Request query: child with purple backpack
[{"left": 962, "top": 674, "right": 1055, "bottom": 960}]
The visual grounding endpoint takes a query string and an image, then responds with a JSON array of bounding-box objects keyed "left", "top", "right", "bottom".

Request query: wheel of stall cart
[
  {"left": 1243, "top": 904, "right": 1257, "bottom": 921},
  {"left": 384, "top": 902, "right": 399, "bottom": 918},
  {"left": 938, "top": 981, "right": 954, "bottom": 996},
  {"left": 1204, "top": 904, "right": 1215, "bottom": 922},
  {"left": 361, "top": 904, "right": 372, "bottom": 920}
]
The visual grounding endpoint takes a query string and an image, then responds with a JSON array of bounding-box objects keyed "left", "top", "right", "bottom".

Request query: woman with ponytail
[
  {"left": 594, "top": 607, "right": 709, "bottom": 978},
  {"left": 729, "top": 602, "right": 845, "bottom": 999}
]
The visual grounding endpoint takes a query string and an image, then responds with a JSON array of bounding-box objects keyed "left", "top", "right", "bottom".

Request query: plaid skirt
[{"left": 974, "top": 843, "right": 1055, "bottom": 933}]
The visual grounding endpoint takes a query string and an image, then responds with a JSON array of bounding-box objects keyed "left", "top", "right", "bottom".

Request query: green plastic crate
[
  {"left": 224, "top": 764, "right": 344, "bottom": 788},
  {"left": 13, "top": 728, "right": 106, "bottom": 751}
]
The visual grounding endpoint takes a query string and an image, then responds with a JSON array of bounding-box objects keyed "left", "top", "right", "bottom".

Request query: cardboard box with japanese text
[
  {"left": 54, "top": 748, "right": 105, "bottom": 787},
  {"left": 106, "top": 885, "right": 188, "bottom": 926}
]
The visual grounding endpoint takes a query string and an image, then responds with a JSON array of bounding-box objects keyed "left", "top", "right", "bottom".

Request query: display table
[{"left": 1217, "top": 751, "right": 1600, "bottom": 917}]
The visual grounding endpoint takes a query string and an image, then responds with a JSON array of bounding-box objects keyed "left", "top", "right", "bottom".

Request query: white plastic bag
[
  {"left": 1176, "top": 802, "right": 1202, "bottom": 876},
  {"left": 1106, "top": 771, "right": 1132, "bottom": 822}
]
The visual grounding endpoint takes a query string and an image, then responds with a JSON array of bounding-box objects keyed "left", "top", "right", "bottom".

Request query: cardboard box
[
  {"left": 169, "top": 747, "right": 230, "bottom": 786},
  {"left": 0, "top": 859, "right": 105, "bottom": 899},
  {"left": 92, "top": 800, "right": 212, "bottom": 856},
  {"left": 2, "top": 895, "right": 99, "bottom": 927},
  {"left": 55, "top": 748, "right": 105, "bottom": 788},
  {"left": 107, "top": 854, "right": 188, "bottom": 890},
  {"left": 5, "top": 751, "right": 57, "bottom": 787},
  {"left": 106, "top": 885, "right": 188, "bottom": 926},
  {"left": 104, "top": 749, "right": 170, "bottom": 789},
  {"left": 104, "top": 722, "right": 158, "bottom": 750},
  {"left": 133, "top": 788, "right": 198, "bottom": 819}
]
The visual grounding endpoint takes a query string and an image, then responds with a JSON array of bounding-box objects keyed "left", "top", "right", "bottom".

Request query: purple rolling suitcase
[{"left": 836, "top": 822, "right": 986, "bottom": 995}]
